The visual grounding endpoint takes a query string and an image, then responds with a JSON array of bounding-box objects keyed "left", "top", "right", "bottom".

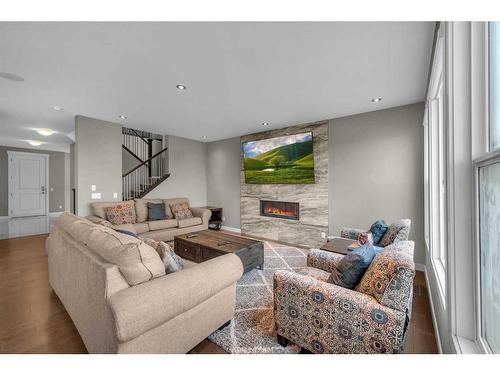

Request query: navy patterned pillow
[
  {"left": 327, "top": 243, "right": 376, "bottom": 289},
  {"left": 369, "top": 220, "right": 389, "bottom": 245},
  {"left": 148, "top": 202, "right": 167, "bottom": 221}
]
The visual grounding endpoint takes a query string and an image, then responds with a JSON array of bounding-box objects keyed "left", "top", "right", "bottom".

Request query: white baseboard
[
  {"left": 48, "top": 212, "right": 64, "bottom": 217},
  {"left": 424, "top": 265, "right": 443, "bottom": 354},
  {"left": 415, "top": 262, "right": 426, "bottom": 272},
  {"left": 222, "top": 226, "right": 241, "bottom": 234}
]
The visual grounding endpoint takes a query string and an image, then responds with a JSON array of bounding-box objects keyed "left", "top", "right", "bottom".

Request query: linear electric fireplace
[{"left": 260, "top": 200, "right": 299, "bottom": 220}]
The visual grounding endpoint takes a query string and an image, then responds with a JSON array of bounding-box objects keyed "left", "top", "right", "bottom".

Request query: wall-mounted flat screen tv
[{"left": 243, "top": 131, "right": 315, "bottom": 184}]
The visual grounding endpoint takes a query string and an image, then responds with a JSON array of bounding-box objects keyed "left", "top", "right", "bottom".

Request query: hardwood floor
[{"left": 0, "top": 234, "right": 438, "bottom": 354}]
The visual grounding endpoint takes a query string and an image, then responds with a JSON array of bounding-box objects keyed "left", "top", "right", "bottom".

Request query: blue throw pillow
[
  {"left": 115, "top": 229, "right": 138, "bottom": 237},
  {"left": 369, "top": 220, "right": 389, "bottom": 245},
  {"left": 327, "top": 243, "right": 376, "bottom": 289},
  {"left": 148, "top": 202, "right": 167, "bottom": 221}
]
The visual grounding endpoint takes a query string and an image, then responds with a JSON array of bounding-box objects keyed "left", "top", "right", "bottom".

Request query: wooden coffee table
[
  {"left": 174, "top": 230, "right": 264, "bottom": 273},
  {"left": 320, "top": 237, "right": 358, "bottom": 255}
]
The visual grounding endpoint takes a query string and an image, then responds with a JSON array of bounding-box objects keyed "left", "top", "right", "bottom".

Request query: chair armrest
[
  {"left": 86, "top": 215, "right": 113, "bottom": 228},
  {"left": 191, "top": 207, "right": 211, "bottom": 225},
  {"left": 108, "top": 253, "right": 243, "bottom": 343},
  {"left": 273, "top": 270, "right": 407, "bottom": 354},
  {"left": 307, "top": 249, "right": 344, "bottom": 273},
  {"left": 340, "top": 227, "right": 365, "bottom": 240}
]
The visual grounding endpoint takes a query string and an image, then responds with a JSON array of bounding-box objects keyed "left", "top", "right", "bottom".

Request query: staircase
[{"left": 122, "top": 128, "right": 169, "bottom": 200}]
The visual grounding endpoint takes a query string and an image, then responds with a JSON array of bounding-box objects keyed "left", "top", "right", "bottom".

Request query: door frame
[{"left": 7, "top": 151, "right": 50, "bottom": 217}]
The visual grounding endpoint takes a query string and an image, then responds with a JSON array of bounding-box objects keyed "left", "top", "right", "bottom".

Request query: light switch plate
[
  {"left": 113, "top": 192, "right": 118, "bottom": 199},
  {"left": 91, "top": 185, "right": 97, "bottom": 192},
  {"left": 91, "top": 192, "right": 101, "bottom": 200}
]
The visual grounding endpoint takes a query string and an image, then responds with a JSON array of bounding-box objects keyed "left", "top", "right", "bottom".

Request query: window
[
  {"left": 475, "top": 21, "right": 500, "bottom": 354},
  {"left": 490, "top": 22, "right": 500, "bottom": 150},
  {"left": 477, "top": 157, "right": 500, "bottom": 353},
  {"left": 424, "top": 32, "right": 447, "bottom": 297}
]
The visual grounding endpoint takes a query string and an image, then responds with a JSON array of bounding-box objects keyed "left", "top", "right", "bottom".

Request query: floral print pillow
[
  {"left": 104, "top": 202, "right": 135, "bottom": 225},
  {"left": 170, "top": 202, "right": 194, "bottom": 220}
]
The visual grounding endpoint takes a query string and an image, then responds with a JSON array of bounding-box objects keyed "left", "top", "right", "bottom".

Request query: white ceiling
[{"left": 0, "top": 22, "right": 434, "bottom": 150}]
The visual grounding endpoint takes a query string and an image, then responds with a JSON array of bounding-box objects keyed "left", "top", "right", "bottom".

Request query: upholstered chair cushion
[
  {"left": 379, "top": 219, "right": 411, "bottom": 247},
  {"left": 170, "top": 202, "right": 194, "bottom": 220},
  {"left": 369, "top": 220, "right": 389, "bottom": 244},
  {"left": 147, "top": 202, "right": 167, "bottom": 221},
  {"left": 104, "top": 202, "right": 135, "bottom": 225},
  {"left": 327, "top": 243, "right": 376, "bottom": 289},
  {"left": 142, "top": 238, "right": 184, "bottom": 274},
  {"left": 355, "top": 240, "right": 415, "bottom": 311}
]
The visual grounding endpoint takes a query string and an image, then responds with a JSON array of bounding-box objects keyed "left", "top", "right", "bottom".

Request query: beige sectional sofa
[
  {"left": 46, "top": 212, "right": 243, "bottom": 353},
  {"left": 86, "top": 197, "right": 211, "bottom": 242}
]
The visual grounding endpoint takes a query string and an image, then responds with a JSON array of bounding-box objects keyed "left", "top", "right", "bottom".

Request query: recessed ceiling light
[
  {"left": 371, "top": 97, "right": 382, "bottom": 103},
  {"left": 201, "top": 135, "right": 207, "bottom": 140},
  {"left": 262, "top": 122, "right": 270, "bottom": 126},
  {"left": 36, "top": 128, "right": 55, "bottom": 136},
  {"left": 119, "top": 115, "right": 127, "bottom": 119},
  {"left": 52, "top": 106, "right": 63, "bottom": 111},
  {"left": 176, "top": 84, "right": 187, "bottom": 90},
  {"left": 27, "top": 140, "right": 42, "bottom": 146},
  {"left": 0, "top": 72, "right": 25, "bottom": 82}
]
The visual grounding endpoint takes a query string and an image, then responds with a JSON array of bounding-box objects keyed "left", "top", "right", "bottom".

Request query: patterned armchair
[
  {"left": 341, "top": 219, "right": 411, "bottom": 248},
  {"left": 273, "top": 241, "right": 415, "bottom": 354}
]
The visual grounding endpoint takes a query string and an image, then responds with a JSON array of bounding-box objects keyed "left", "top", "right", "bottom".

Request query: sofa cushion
[
  {"left": 142, "top": 238, "right": 184, "bottom": 274},
  {"left": 133, "top": 222, "right": 150, "bottom": 234},
  {"left": 178, "top": 217, "right": 202, "bottom": 228},
  {"left": 355, "top": 241, "right": 415, "bottom": 306},
  {"left": 327, "top": 243, "right": 376, "bottom": 289},
  {"left": 104, "top": 202, "right": 135, "bottom": 225},
  {"left": 134, "top": 198, "right": 162, "bottom": 223},
  {"left": 66, "top": 220, "right": 165, "bottom": 286},
  {"left": 148, "top": 219, "right": 178, "bottom": 231},
  {"left": 148, "top": 202, "right": 167, "bottom": 221},
  {"left": 164, "top": 198, "right": 190, "bottom": 218},
  {"left": 91, "top": 200, "right": 136, "bottom": 223},
  {"left": 379, "top": 219, "right": 411, "bottom": 247},
  {"left": 170, "top": 202, "right": 194, "bottom": 220}
]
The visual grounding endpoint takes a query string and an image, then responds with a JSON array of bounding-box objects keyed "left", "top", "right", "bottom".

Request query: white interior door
[{"left": 8, "top": 151, "right": 48, "bottom": 217}]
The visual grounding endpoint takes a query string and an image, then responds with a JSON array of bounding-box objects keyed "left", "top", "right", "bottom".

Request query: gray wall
[
  {"left": 0, "top": 146, "right": 68, "bottom": 215},
  {"left": 329, "top": 103, "right": 425, "bottom": 265},
  {"left": 145, "top": 135, "right": 208, "bottom": 207},
  {"left": 203, "top": 103, "right": 425, "bottom": 264},
  {"left": 207, "top": 137, "right": 242, "bottom": 228},
  {"left": 122, "top": 148, "right": 141, "bottom": 174},
  {"left": 75, "top": 116, "right": 122, "bottom": 216}
]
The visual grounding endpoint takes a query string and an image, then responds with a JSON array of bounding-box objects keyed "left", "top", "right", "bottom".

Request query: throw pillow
[
  {"left": 379, "top": 219, "right": 411, "bottom": 247},
  {"left": 358, "top": 231, "right": 374, "bottom": 245},
  {"left": 142, "top": 238, "right": 184, "bottom": 274},
  {"left": 327, "top": 243, "right": 376, "bottom": 289},
  {"left": 114, "top": 229, "right": 138, "bottom": 237},
  {"left": 369, "top": 220, "right": 389, "bottom": 244},
  {"left": 104, "top": 202, "right": 135, "bottom": 225},
  {"left": 170, "top": 202, "right": 194, "bottom": 220},
  {"left": 148, "top": 202, "right": 167, "bottom": 221}
]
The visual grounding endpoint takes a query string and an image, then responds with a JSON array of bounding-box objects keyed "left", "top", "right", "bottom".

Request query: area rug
[{"left": 208, "top": 240, "right": 310, "bottom": 354}]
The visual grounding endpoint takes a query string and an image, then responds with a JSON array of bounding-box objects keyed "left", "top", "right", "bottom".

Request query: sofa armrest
[
  {"left": 307, "top": 249, "right": 343, "bottom": 273},
  {"left": 273, "top": 270, "right": 407, "bottom": 353},
  {"left": 340, "top": 227, "right": 365, "bottom": 240},
  {"left": 86, "top": 215, "right": 113, "bottom": 228},
  {"left": 191, "top": 207, "right": 211, "bottom": 225},
  {"left": 108, "top": 253, "right": 243, "bottom": 343}
]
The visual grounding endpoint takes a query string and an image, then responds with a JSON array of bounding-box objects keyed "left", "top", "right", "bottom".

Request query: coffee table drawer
[
  {"left": 176, "top": 241, "right": 199, "bottom": 262},
  {"left": 201, "top": 246, "right": 225, "bottom": 262}
]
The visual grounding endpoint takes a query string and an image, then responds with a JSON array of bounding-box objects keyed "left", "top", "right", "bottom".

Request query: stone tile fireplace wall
[{"left": 240, "top": 121, "right": 329, "bottom": 248}]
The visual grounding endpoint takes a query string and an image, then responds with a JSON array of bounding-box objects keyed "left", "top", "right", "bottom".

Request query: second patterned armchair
[
  {"left": 273, "top": 241, "right": 415, "bottom": 354},
  {"left": 341, "top": 218, "right": 411, "bottom": 248}
]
